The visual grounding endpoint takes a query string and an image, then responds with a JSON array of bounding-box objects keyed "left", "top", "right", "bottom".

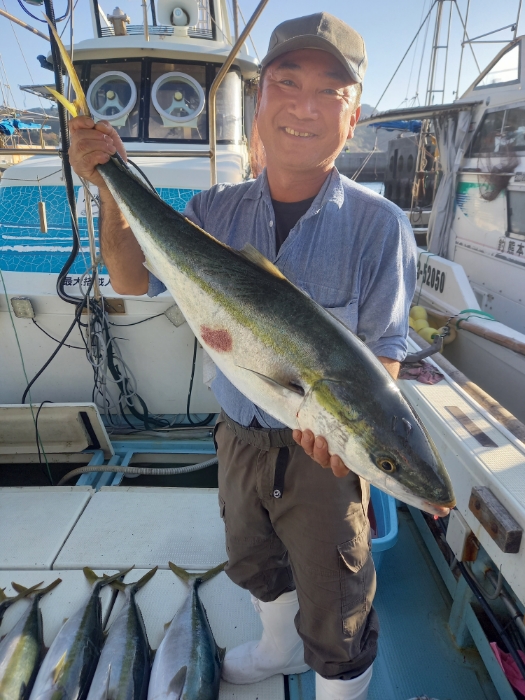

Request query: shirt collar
[{"left": 243, "top": 167, "right": 345, "bottom": 216}]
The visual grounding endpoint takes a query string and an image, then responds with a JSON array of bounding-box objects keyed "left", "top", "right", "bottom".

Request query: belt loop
[{"left": 273, "top": 447, "right": 289, "bottom": 498}]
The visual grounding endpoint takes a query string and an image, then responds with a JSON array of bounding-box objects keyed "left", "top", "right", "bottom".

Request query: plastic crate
[{"left": 370, "top": 486, "right": 399, "bottom": 571}]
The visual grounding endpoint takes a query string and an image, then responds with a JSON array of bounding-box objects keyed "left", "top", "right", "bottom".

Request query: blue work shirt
[{"left": 148, "top": 168, "right": 417, "bottom": 429}]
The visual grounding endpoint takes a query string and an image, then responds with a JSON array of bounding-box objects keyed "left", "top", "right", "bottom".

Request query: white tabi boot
[
  {"left": 222, "top": 590, "right": 310, "bottom": 683},
  {"left": 315, "top": 664, "right": 373, "bottom": 700}
]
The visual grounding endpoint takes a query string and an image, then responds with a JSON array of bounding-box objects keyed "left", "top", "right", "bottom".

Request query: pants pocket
[{"left": 337, "top": 523, "right": 376, "bottom": 637}]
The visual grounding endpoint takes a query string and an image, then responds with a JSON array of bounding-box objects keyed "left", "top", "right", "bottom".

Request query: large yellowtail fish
[{"left": 49, "top": 22, "right": 455, "bottom": 515}]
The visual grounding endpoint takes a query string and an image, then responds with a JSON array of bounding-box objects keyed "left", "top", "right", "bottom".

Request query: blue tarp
[
  {"left": 0, "top": 119, "right": 51, "bottom": 135},
  {"left": 368, "top": 120, "right": 422, "bottom": 133}
]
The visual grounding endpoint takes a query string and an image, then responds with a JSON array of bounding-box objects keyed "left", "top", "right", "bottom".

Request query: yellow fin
[
  {"left": 46, "top": 87, "right": 78, "bottom": 118},
  {"left": 53, "top": 651, "right": 67, "bottom": 684},
  {"left": 44, "top": 15, "right": 89, "bottom": 116},
  {"left": 238, "top": 244, "right": 285, "bottom": 279}
]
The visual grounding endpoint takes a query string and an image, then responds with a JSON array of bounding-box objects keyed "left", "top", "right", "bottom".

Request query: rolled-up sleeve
[
  {"left": 147, "top": 191, "right": 207, "bottom": 298},
  {"left": 356, "top": 212, "right": 417, "bottom": 361}
]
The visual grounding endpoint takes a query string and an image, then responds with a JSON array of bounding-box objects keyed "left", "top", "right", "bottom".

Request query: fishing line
[
  {"left": 32, "top": 318, "right": 84, "bottom": 349},
  {"left": 0, "top": 266, "right": 53, "bottom": 483}
]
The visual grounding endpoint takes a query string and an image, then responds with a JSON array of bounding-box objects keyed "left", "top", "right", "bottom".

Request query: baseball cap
[{"left": 261, "top": 12, "right": 367, "bottom": 84}]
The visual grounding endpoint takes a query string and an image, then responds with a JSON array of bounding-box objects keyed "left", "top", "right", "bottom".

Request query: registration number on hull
[{"left": 417, "top": 261, "right": 446, "bottom": 293}]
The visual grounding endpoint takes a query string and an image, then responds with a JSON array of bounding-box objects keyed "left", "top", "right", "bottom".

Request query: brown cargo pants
[{"left": 214, "top": 412, "right": 379, "bottom": 680}]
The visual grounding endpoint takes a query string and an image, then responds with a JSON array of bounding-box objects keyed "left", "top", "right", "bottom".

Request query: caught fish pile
[
  {"left": 48, "top": 22, "right": 455, "bottom": 516},
  {"left": 0, "top": 563, "right": 226, "bottom": 700}
]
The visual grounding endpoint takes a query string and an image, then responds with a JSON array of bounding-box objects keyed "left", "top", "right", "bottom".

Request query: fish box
[{"left": 370, "top": 487, "right": 399, "bottom": 571}]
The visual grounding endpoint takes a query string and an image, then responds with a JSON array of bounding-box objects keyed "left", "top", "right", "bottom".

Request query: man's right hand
[{"left": 69, "top": 116, "right": 127, "bottom": 189}]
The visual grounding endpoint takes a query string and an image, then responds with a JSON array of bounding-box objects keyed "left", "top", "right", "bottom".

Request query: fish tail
[
  {"left": 168, "top": 561, "right": 226, "bottom": 586},
  {"left": 11, "top": 578, "right": 61, "bottom": 601},
  {"left": 110, "top": 566, "right": 158, "bottom": 593},
  {"left": 0, "top": 587, "right": 6, "bottom": 603},
  {"left": 10, "top": 580, "right": 46, "bottom": 600},
  {"left": 83, "top": 566, "right": 134, "bottom": 591}
]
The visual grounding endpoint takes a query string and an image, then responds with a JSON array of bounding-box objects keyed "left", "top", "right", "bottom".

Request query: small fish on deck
[
  {"left": 147, "top": 562, "right": 226, "bottom": 700},
  {"left": 87, "top": 567, "right": 158, "bottom": 700},
  {"left": 29, "top": 567, "right": 132, "bottom": 700},
  {"left": 0, "top": 578, "right": 62, "bottom": 700}
]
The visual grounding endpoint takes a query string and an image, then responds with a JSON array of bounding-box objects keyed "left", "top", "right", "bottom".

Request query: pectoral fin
[
  {"left": 236, "top": 365, "right": 305, "bottom": 397},
  {"left": 167, "top": 666, "right": 187, "bottom": 699},
  {"left": 53, "top": 651, "right": 67, "bottom": 684}
]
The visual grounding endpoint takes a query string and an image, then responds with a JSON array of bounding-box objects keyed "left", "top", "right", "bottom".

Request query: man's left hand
[
  {"left": 292, "top": 430, "right": 349, "bottom": 478},
  {"left": 293, "top": 356, "right": 401, "bottom": 477}
]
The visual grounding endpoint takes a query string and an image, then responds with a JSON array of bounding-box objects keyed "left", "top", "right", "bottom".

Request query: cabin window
[
  {"left": 407, "top": 154, "right": 414, "bottom": 172},
  {"left": 507, "top": 190, "right": 525, "bottom": 236},
  {"left": 87, "top": 61, "right": 142, "bottom": 138},
  {"left": 468, "top": 105, "right": 525, "bottom": 156},
  {"left": 468, "top": 110, "right": 505, "bottom": 155},
  {"left": 475, "top": 44, "right": 520, "bottom": 89},
  {"left": 148, "top": 62, "right": 207, "bottom": 141}
]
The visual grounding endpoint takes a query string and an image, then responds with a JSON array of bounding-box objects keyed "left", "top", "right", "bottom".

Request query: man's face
[{"left": 256, "top": 48, "right": 361, "bottom": 174}]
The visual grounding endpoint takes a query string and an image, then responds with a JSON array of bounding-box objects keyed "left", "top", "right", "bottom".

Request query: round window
[
  {"left": 151, "top": 72, "right": 205, "bottom": 127},
  {"left": 86, "top": 71, "right": 137, "bottom": 126},
  {"left": 398, "top": 155, "right": 404, "bottom": 172},
  {"left": 407, "top": 154, "right": 414, "bottom": 172}
]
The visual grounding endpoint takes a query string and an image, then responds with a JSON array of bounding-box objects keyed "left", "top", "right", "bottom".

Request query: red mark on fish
[{"left": 201, "top": 326, "right": 232, "bottom": 352}]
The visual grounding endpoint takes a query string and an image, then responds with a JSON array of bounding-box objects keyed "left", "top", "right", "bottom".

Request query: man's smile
[{"left": 283, "top": 126, "right": 316, "bottom": 138}]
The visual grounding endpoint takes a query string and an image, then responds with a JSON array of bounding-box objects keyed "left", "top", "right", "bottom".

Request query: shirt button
[{"left": 269, "top": 220, "right": 274, "bottom": 227}]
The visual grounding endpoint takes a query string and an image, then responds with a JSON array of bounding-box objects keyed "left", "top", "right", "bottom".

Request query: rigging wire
[
  {"left": 414, "top": 0, "right": 434, "bottom": 105},
  {"left": 404, "top": 0, "right": 429, "bottom": 103},
  {"left": 374, "top": 0, "right": 437, "bottom": 113}
]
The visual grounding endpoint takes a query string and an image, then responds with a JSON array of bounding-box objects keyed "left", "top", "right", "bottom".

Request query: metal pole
[
  {"left": 441, "top": 0, "right": 453, "bottom": 103},
  {"left": 142, "top": 0, "right": 149, "bottom": 41},
  {"left": 515, "top": 0, "right": 523, "bottom": 39},
  {"left": 232, "top": 0, "right": 239, "bottom": 41},
  {"left": 0, "top": 8, "right": 49, "bottom": 41},
  {"left": 455, "top": 0, "right": 470, "bottom": 97},
  {"left": 426, "top": 0, "right": 443, "bottom": 105},
  {"left": 209, "top": 0, "right": 269, "bottom": 186}
]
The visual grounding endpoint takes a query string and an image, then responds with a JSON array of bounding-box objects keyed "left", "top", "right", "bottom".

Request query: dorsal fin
[
  {"left": 238, "top": 244, "right": 285, "bottom": 279},
  {"left": 167, "top": 666, "right": 187, "bottom": 699}
]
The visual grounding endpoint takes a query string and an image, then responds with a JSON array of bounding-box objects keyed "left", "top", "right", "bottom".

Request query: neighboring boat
[{"left": 362, "top": 27, "right": 525, "bottom": 424}]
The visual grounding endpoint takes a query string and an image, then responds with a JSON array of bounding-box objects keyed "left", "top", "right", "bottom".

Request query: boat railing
[{"left": 0, "top": 148, "right": 212, "bottom": 158}]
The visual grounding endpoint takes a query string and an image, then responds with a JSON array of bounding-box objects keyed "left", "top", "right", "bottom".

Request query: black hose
[{"left": 43, "top": 0, "right": 83, "bottom": 305}]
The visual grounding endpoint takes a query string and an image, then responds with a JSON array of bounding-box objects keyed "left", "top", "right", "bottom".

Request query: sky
[{"left": 0, "top": 0, "right": 523, "bottom": 114}]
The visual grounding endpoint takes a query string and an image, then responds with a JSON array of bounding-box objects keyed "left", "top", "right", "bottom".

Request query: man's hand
[
  {"left": 69, "top": 116, "right": 126, "bottom": 189},
  {"left": 293, "top": 356, "right": 400, "bottom": 477},
  {"left": 292, "top": 429, "right": 349, "bottom": 478}
]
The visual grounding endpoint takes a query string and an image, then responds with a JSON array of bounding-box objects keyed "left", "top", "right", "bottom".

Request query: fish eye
[{"left": 377, "top": 458, "right": 396, "bottom": 473}]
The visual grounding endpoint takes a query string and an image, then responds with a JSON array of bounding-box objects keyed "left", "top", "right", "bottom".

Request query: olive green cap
[{"left": 261, "top": 12, "right": 367, "bottom": 84}]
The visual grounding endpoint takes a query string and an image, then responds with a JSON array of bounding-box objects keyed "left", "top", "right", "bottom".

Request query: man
[{"left": 69, "top": 13, "right": 417, "bottom": 700}]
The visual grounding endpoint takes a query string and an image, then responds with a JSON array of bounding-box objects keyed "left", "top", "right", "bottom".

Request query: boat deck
[{"left": 0, "top": 488, "right": 500, "bottom": 699}]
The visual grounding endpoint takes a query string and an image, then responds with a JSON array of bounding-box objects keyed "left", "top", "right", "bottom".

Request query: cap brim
[{"left": 260, "top": 35, "right": 362, "bottom": 84}]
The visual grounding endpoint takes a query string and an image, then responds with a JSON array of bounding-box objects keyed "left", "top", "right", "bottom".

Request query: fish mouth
[{"left": 421, "top": 499, "right": 456, "bottom": 517}]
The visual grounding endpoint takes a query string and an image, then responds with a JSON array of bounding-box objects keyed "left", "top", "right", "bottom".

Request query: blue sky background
[{"left": 0, "top": 0, "right": 521, "bottom": 113}]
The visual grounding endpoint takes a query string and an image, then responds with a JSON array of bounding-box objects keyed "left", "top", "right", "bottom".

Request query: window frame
[
  {"left": 474, "top": 43, "right": 521, "bottom": 91},
  {"left": 76, "top": 57, "right": 244, "bottom": 145}
]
